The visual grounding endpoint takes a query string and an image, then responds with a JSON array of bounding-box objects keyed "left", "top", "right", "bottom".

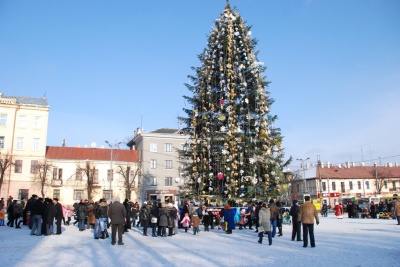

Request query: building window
[
  {"left": 90, "top": 169, "right": 99, "bottom": 183},
  {"left": 165, "top": 143, "right": 173, "bottom": 152},
  {"left": 33, "top": 138, "right": 40, "bottom": 151},
  {"left": 18, "top": 115, "right": 26, "bottom": 128},
  {"left": 30, "top": 160, "right": 39, "bottom": 174},
  {"left": 53, "top": 189, "right": 60, "bottom": 200},
  {"left": 150, "top": 159, "right": 157, "bottom": 169},
  {"left": 365, "top": 180, "right": 370, "bottom": 190},
  {"left": 15, "top": 160, "right": 23, "bottom": 173},
  {"left": 322, "top": 182, "right": 326, "bottom": 191},
  {"left": 107, "top": 169, "right": 113, "bottom": 181},
  {"left": 150, "top": 142, "right": 157, "bottom": 152},
  {"left": 0, "top": 113, "right": 7, "bottom": 126},
  {"left": 76, "top": 169, "right": 82, "bottom": 180},
  {"left": 296, "top": 184, "right": 300, "bottom": 192},
  {"left": 103, "top": 190, "right": 112, "bottom": 201},
  {"left": 34, "top": 116, "right": 41, "bottom": 128},
  {"left": 357, "top": 181, "right": 361, "bottom": 190},
  {"left": 332, "top": 182, "right": 336, "bottom": 191},
  {"left": 165, "top": 160, "right": 173, "bottom": 169},
  {"left": 16, "top": 137, "right": 24, "bottom": 150},
  {"left": 0, "top": 136, "right": 4, "bottom": 148},
  {"left": 340, "top": 182, "right": 345, "bottom": 193},
  {"left": 53, "top": 167, "right": 58, "bottom": 180},
  {"left": 73, "top": 190, "right": 84, "bottom": 201},
  {"left": 384, "top": 181, "right": 388, "bottom": 189},
  {"left": 58, "top": 169, "right": 63, "bottom": 179},
  {"left": 393, "top": 181, "right": 397, "bottom": 191},
  {"left": 151, "top": 176, "right": 157, "bottom": 186},
  {"left": 165, "top": 177, "right": 172, "bottom": 186}
]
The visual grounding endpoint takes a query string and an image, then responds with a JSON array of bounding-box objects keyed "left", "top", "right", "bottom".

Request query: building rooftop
[
  {"left": 46, "top": 146, "right": 139, "bottom": 162},
  {"left": 0, "top": 92, "right": 49, "bottom": 107}
]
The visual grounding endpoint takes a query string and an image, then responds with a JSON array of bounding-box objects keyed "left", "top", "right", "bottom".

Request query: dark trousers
[
  {"left": 258, "top": 231, "right": 272, "bottom": 245},
  {"left": 55, "top": 218, "right": 62, "bottom": 234},
  {"left": 142, "top": 220, "right": 149, "bottom": 235},
  {"left": 151, "top": 223, "right": 157, "bottom": 236},
  {"left": 302, "top": 223, "right": 315, "bottom": 247},
  {"left": 292, "top": 220, "right": 302, "bottom": 241},
  {"left": 111, "top": 224, "right": 124, "bottom": 244}
]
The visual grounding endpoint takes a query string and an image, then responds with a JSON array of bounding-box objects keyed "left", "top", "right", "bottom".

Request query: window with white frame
[
  {"left": 151, "top": 176, "right": 157, "bottom": 186},
  {"left": 332, "top": 182, "right": 336, "bottom": 191},
  {"left": 30, "top": 160, "right": 38, "bottom": 174},
  {"left": 393, "top": 181, "right": 397, "bottom": 191},
  {"left": 33, "top": 138, "right": 40, "bottom": 150},
  {"left": 150, "top": 142, "right": 157, "bottom": 152},
  {"left": 340, "top": 182, "right": 345, "bottom": 193},
  {"left": 165, "top": 177, "right": 173, "bottom": 186},
  {"left": 15, "top": 160, "right": 23, "bottom": 173},
  {"left": 34, "top": 116, "right": 41, "bottom": 128},
  {"left": 366, "top": 181, "right": 370, "bottom": 189},
  {"left": 16, "top": 137, "right": 24, "bottom": 150},
  {"left": 73, "top": 190, "right": 84, "bottom": 201},
  {"left": 165, "top": 143, "right": 173, "bottom": 152},
  {"left": 165, "top": 160, "right": 173, "bottom": 169},
  {"left": 0, "top": 113, "right": 7, "bottom": 126},
  {"left": 384, "top": 181, "right": 388, "bottom": 189},
  {"left": 322, "top": 182, "right": 326, "bottom": 191},
  {"left": 53, "top": 189, "right": 60, "bottom": 200},
  {"left": 18, "top": 115, "right": 27, "bottom": 127},
  {"left": 357, "top": 181, "right": 361, "bottom": 190},
  {"left": 349, "top": 181, "right": 353, "bottom": 190},
  {"left": 0, "top": 136, "right": 4, "bottom": 148},
  {"left": 150, "top": 159, "right": 157, "bottom": 169}
]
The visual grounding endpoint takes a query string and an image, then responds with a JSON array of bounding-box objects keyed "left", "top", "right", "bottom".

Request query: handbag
[
  {"left": 151, "top": 217, "right": 158, "bottom": 223},
  {"left": 258, "top": 226, "right": 264, "bottom": 232}
]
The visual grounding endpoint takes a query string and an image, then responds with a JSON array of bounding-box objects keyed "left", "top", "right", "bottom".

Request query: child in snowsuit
[{"left": 180, "top": 213, "right": 191, "bottom": 232}]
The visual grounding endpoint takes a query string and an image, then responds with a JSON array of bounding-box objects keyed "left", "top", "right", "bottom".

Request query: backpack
[
  {"left": 14, "top": 204, "right": 23, "bottom": 215},
  {"left": 140, "top": 208, "right": 148, "bottom": 221}
]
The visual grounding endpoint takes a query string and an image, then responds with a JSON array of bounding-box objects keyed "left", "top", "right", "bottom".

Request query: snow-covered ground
[{"left": 1, "top": 215, "right": 399, "bottom": 267}]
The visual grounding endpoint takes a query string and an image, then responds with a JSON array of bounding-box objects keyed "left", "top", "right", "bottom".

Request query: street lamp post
[
  {"left": 296, "top": 157, "right": 310, "bottom": 197},
  {"left": 105, "top": 140, "right": 122, "bottom": 202}
]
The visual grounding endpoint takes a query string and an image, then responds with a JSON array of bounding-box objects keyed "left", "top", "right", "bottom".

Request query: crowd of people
[{"left": 1, "top": 193, "right": 399, "bottom": 247}]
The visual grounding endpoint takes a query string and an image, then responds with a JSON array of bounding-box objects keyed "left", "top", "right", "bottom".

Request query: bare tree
[
  {"left": 116, "top": 163, "right": 141, "bottom": 200},
  {"left": 74, "top": 161, "right": 99, "bottom": 200},
  {"left": 374, "top": 168, "right": 392, "bottom": 195},
  {"left": 33, "top": 160, "right": 53, "bottom": 198},
  {"left": 0, "top": 153, "right": 13, "bottom": 192}
]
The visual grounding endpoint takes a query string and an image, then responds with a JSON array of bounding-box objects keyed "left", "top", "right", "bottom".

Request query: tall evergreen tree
[{"left": 180, "top": 2, "right": 291, "bottom": 203}]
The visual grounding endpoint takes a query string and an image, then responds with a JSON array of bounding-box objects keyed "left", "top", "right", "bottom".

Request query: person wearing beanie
[
  {"left": 298, "top": 195, "right": 319, "bottom": 248},
  {"left": 289, "top": 199, "right": 302, "bottom": 241}
]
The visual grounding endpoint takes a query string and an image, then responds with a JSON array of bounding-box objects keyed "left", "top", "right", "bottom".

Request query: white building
[{"left": 128, "top": 128, "right": 189, "bottom": 205}]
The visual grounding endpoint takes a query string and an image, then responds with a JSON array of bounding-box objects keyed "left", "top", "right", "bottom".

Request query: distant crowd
[{"left": 1, "top": 194, "right": 398, "bottom": 247}]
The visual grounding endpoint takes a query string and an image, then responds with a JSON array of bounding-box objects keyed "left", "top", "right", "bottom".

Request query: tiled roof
[
  {"left": 16, "top": 96, "right": 49, "bottom": 107},
  {"left": 46, "top": 146, "right": 139, "bottom": 162},
  {"left": 317, "top": 166, "right": 400, "bottom": 179}
]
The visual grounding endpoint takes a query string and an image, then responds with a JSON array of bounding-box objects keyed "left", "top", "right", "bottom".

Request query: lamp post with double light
[
  {"left": 105, "top": 141, "right": 122, "bottom": 202},
  {"left": 296, "top": 157, "right": 310, "bottom": 197}
]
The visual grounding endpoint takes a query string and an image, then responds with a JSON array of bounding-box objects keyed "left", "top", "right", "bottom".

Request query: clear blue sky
[{"left": 1, "top": 0, "right": 399, "bottom": 169}]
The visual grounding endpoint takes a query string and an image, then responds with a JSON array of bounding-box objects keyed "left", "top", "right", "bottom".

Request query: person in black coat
[
  {"left": 150, "top": 201, "right": 159, "bottom": 237},
  {"left": 30, "top": 197, "right": 45, "bottom": 236},
  {"left": 53, "top": 198, "right": 63, "bottom": 234},
  {"left": 77, "top": 200, "right": 88, "bottom": 231},
  {"left": 123, "top": 199, "right": 131, "bottom": 232},
  {"left": 289, "top": 200, "right": 302, "bottom": 241},
  {"left": 44, "top": 198, "right": 55, "bottom": 235}
]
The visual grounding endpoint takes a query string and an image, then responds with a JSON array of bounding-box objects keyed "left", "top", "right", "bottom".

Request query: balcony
[{"left": 51, "top": 179, "right": 63, "bottom": 187}]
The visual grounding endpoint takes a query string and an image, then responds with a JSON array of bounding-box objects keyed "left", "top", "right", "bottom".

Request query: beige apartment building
[
  {"left": 0, "top": 92, "right": 49, "bottom": 200},
  {"left": 128, "top": 128, "right": 189, "bottom": 205}
]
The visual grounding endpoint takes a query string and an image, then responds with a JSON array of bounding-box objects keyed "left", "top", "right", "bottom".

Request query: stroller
[{"left": 282, "top": 211, "right": 291, "bottom": 225}]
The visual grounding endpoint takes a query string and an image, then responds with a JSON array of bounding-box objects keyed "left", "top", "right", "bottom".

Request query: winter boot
[
  {"left": 104, "top": 229, "right": 109, "bottom": 238},
  {"left": 100, "top": 231, "right": 105, "bottom": 239},
  {"left": 278, "top": 227, "right": 283, "bottom": 237}
]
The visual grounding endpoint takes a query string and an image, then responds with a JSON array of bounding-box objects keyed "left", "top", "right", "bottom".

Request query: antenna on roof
[{"left": 43, "top": 91, "right": 47, "bottom": 98}]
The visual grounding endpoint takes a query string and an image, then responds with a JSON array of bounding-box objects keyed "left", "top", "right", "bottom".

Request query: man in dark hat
[{"left": 289, "top": 199, "right": 302, "bottom": 241}]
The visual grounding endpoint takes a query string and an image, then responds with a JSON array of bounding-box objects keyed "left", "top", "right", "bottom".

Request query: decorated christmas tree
[{"left": 179, "top": 2, "right": 291, "bottom": 204}]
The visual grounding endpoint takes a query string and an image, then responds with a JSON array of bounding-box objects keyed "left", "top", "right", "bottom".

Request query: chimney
[
  {"left": 346, "top": 161, "right": 350, "bottom": 168},
  {"left": 338, "top": 164, "right": 342, "bottom": 168},
  {"left": 360, "top": 162, "right": 365, "bottom": 167},
  {"left": 327, "top": 161, "right": 331, "bottom": 168},
  {"left": 388, "top": 162, "right": 392, "bottom": 167},
  {"left": 352, "top": 162, "right": 355, "bottom": 167}
]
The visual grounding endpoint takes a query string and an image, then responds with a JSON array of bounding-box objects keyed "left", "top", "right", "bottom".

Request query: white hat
[
  {"left": 143, "top": 201, "right": 147, "bottom": 205},
  {"left": 167, "top": 203, "right": 173, "bottom": 207}
]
